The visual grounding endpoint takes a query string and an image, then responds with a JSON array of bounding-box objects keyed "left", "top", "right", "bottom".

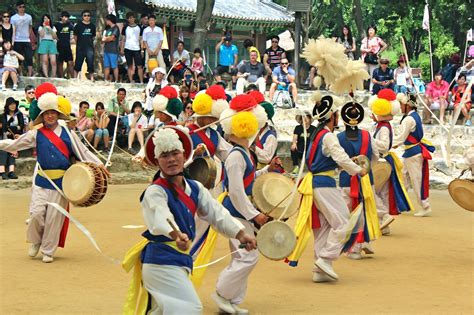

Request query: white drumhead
[
  {"left": 256, "top": 221, "right": 296, "bottom": 261},
  {"left": 63, "top": 163, "right": 95, "bottom": 204}
]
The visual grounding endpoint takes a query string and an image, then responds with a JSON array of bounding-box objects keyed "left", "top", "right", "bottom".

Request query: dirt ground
[{"left": 0, "top": 185, "right": 472, "bottom": 314}]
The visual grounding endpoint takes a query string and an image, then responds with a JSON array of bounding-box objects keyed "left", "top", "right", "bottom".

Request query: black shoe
[
  {"left": 8, "top": 172, "right": 18, "bottom": 179},
  {"left": 1, "top": 173, "right": 7, "bottom": 180},
  {"left": 128, "top": 148, "right": 137, "bottom": 155}
]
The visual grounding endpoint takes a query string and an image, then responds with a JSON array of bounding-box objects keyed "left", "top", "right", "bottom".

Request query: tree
[{"left": 191, "top": 0, "right": 215, "bottom": 51}]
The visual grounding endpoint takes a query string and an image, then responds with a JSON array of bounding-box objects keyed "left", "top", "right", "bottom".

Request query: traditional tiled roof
[{"left": 146, "top": 0, "right": 294, "bottom": 27}]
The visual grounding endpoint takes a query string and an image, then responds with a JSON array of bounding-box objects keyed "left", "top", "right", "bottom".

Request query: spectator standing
[
  {"left": 337, "top": 25, "right": 356, "bottom": 60},
  {"left": 120, "top": 12, "right": 144, "bottom": 84},
  {"left": 139, "top": 13, "right": 148, "bottom": 70},
  {"left": 441, "top": 53, "right": 461, "bottom": 86},
  {"left": 10, "top": 1, "right": 33, "bottom": 76},
  {"left": 424, "top": 73, "right": 450, "bottom": 124},
  {"left": 1, "top": 11, "right": 15, "bottom": 44},
  {"left": 145, "top": 67, "right": 168, "bottom": 110},
  {"left": 107, "top": 88, "right": 131, "bottom": 137},
  {"left": 361, "top": 25, "right": 388, "bottom": 91},
  {"left": 92, "top": 102, "right": 110, "bottom": 152},
  {"left": 190, "top": 48, "right": 204, "bottom": 76},
  {"left": 290, "top": 112, "right": 315, "bottom": 174},
  {"left": 142, "top": 15, "right": 165, "bottom": 72},
  {"left": 19, "top": 84, "right": 35, "bottom": 120},
  {"left": 73, "top": 10, "right": 96, "bottom": 81},
  {"left": 236, "top": 50, "right": 266, "bottom": 94},
  {"left": 243, "top": 39, "right": 261, "bottom": 62},
  {"left": 371, "top": 58, "right": 394, "bottom": 94},
  {"left": 1, "top": 97, "right": 24, "bottom": 180},
  {"left": 269, "top": 57, "right": 298, "bottom": 102},
  {"left": 102, "top": 14, "right": 120, "bottom": 82},
  {"left": 1, "top": 40, "right": 24, "bottom": 91},
  {"left": 55, "top": 11, "right": 74, "bottom": 79},
  {"left": 264, "top": 35, "right": 286, "bottom": 74},
  {"left": 450, "top": 73, "right": 472, "bottom": 126},
  {"left": 213, "top": 35, "right": 238, "bottom": 86},
  {"left": 170, "top": 40, "right": 190, "bottom": 83},
  {"left": 127, "top": 101, "right": 147, "bottom": 154},
  {"left": 393, "top": 56, "right": 412, "bottom": 94},
  {"left": 37, "top": 14, "right": 58, "bottom": 78},
  {"left": 76, "top": 101, "right": 94, "bottom": 142}
]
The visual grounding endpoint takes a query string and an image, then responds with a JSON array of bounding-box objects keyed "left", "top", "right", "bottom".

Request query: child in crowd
[
  {"left": 394, "top": 56, "right": 412, "bottom": 94},
  {"left": 1, "top": 40, "right": 24, "bottom": 91},
  {"left": 290, "top": 112, "right": 315, "bottom": 174},
  {"left": 93, "top": 102, "right": 110, "bottom": 152},
  {"left": 191, "top": 48, "right": 204, "bottom": 77},
  {"left": 127, "top": 101, "right": 147, "bottom": 154}
]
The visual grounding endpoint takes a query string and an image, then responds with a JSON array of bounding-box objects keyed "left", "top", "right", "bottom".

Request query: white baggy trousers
[
  {"left": 312, "top": 187, "right": 350, "bottom": 261},
  {"left": 403, "top": 154, "right": 431, "bottom": 210},
  {"left": 27, "top": 184, "right": 67, "bottom": 256}
]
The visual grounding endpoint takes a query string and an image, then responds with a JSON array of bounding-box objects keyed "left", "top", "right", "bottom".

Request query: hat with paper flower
[
  {"left": 33, "top": 83, "right": 69, "bottom": 125},
  {"left": 192, "top": 85, "right": 229, "bottom": 118},
  {"left": 152, "top": 86, "right": 183, "bottom": 120},
  {"left": 368, "top": 89, "right": 401, "bottom": 121}
]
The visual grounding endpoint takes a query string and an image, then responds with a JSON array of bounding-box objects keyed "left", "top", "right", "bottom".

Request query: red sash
[
  {"left": 38, "top": 126, "right": 70, "bottom": 160},
  {"left": 350, "top": 130, "right": 369, "bottom": 210},
  {"left": 58, "top": 204, "right": 69, "bottom": 248},
  {"left": 406, "top": 134, "right": 432, "bottom": 199},
  {"left": 154, "top": 178, "right": 197, "bottom": 216},
  {"left": 188, "top": 124, "right": 217, "bottom": 156},
  {"left": 244, "top": 152, "right": 256, "bottom": 190},
  {"left": 255, "top": 130, "right": 264, "bottom": 149}
]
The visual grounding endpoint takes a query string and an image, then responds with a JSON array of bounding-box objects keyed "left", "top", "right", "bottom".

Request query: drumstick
[
  {"left": 191, "top": 105, "right": 259, "bottom": 133},
  {"left": 266, "top": 191, "right": 293, "bottom": 217},
  {"left": 166, "top": 218, "right": 180, "bottom": 233}
]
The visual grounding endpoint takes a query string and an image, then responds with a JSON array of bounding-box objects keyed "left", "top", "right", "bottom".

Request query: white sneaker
[
  {"left": 347, "top": 252, "right": 362, "bottom": 260},
  {"left": 28, "top": 244, "right": 40, "bottom": 257},
  {"left": 414, "top": 208, "right": 432, "bottom": 217},
  {"left": 314, "top": 258, "right": 338, "bottom": 280},
  {"left": 232, "top": 304, "right": 249, "bottom": 314},
  {"left": 211, "top": 292, "right": 236, "bottom": 314},
  {"left": 382, "top": 226, "right": 391, "bottom": 235},
  {"left": 380, "top": 215, "right": 395, "bottom": 230},
  {"left": 42, "top": 254, "right": 54, "bottom": 263},
  {"left": 312, "top": 272, "right": 334, "bottom": 283},
  {"left": 361, "top": 243, "right": 375, "bottom": 255}
]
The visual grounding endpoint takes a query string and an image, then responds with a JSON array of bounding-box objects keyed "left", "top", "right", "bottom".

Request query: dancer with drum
[
  {"left": 368, "top": 89, "right": 413, "bottom": 234},
  {"left": 212, "top": 94, "right": 281, "bottom": 314},
  {"left": 337, "top": 101, "right": 380, "bottom": 260},
  {"left": 393, "top": 93, "right": 435, "bottom": 217},
  {"left": 122, "top": 126, "right": 256, "bottom": 314},
  {"left": 0, "top": 84, "right": 106, "bottom": 263},
  {"left": 287, "top": 93, "right": 367, "bottom": 283}
]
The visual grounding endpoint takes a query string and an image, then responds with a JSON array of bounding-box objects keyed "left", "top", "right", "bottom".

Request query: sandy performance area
[{"left": 0, "top": 184, "right": 472, "bottom": 314}]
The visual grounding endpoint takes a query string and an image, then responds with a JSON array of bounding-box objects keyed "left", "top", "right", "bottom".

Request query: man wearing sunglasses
[
  {"left": 264, "top": 35, "right": 286, "bottom": 75},
  {"left": 73, "top": 10, "right": 96, "bottom": 81},
  {"left": 19, "top": 85, "right": 35, "bottom": 121},
  {"left": 269, "top": 58, "right": 298, "bottom": 103},
  {"left": 11, "top": 1, "right": 34, "bottom": 76}
]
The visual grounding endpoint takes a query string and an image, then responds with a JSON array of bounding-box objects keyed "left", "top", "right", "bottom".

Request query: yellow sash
[
  {"left": 37, "top": 169, "right": 66, "bottom": 180},
  {"left": 404, "top": 138, "right": 434, "bottom": 150},
  {"left": 360, "top": 175, "right": 381, "bottom": 240}
]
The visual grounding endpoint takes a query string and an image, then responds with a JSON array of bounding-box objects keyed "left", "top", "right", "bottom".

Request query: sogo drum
[{"left": 62, "top": 162, "right": 108, "bottom": 207}]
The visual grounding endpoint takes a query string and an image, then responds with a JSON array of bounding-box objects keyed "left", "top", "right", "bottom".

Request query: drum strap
[
  {"left": 153, "top": 178, "right": 197, "bottom": 216},
  {"left": 38, "top": 126, "right": 70, "bottom": 160}
]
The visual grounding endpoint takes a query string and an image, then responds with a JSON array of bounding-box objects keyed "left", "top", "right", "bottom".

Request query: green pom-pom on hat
[
  {"left": 259, "top": 101, "right": 275, "bottom": 120},
  {"left": 166, "top": 98, "right": 183, "bottom": 119}
]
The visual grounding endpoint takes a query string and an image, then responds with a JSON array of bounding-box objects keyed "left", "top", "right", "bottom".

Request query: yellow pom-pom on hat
[
  {"left": 57, "top": 96, "right": 72, "bottom": 116},
  {"left": 372, "top": 98, "right": 391, "bottom": 116},
  {"left": 192, "top": 93, "right": 213, "bottom": 115},
  {"left": 231, "top": 111, "right": 259, "bottom": 139}
]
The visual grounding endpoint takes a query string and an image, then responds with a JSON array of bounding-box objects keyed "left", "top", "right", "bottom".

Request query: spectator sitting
[
  {"left": 127, "top": 101, "right": 147, "bottom": 154},
  {"left": 145, "top": 67, "right": 168, "bottom": 110},
  {"left": 107, "top": 87, "right": 131, "bottom": 136},
  {"left": 19, "top": 84, "right": 35, "bottom": 120},
  {"left": 73, "top": 9, "right": 96, "bottom": 81},
  {"left": 372, "top": 58, "right": 394, "bottom": 94},
  {"left": 290, "top": 112, "right": 315, "bottom": 174},
  {"left": 243, "top": 38, "right": 261, "bottom": 62},
  {"left": 213, "top": 35, "right": 238, "bottom": 87},
  {"left": 76, "top": 101, "right": 94, "bottom": 142},
  {"left": 67, "top": 113, "right": 77, "bottom": 130},
  {"left": 450, "top": 73, "right": 472, "bottom": 126},
  {"left": 236, "top": 51, "right": 266, "bottom": 95},
  {"left": 120, "top": 11, "right": 144, "bottom": 84},
  {"left": 394, "top": 56, "right": 412, "bottom": 94},
  {"left": 169, "top": 40, "right": 190, "bottom": 83},
  {"left": 190, "top": 48, "right": 204, "bottom": 77},
  {"left": 1, "top": 40, "right": 24, "bottom": 91},
  {"left": 196, "top": 72, "right": 209, "bottom": 92},
  {"left": 1, "top": 97, "right": 24, "bottom": 179},
  {"left": 38, "top": 14, "right": 58, "bottom": 77},
  {"left": 264, "top": 35, "right": 286, "bottom": 76},
  {"left": 93, "top": 102, "right": 110, "bottom": 152},
  {"left": 178, "top": 102, "right": 194, "bottom": 127},
  {"left": 424, "top": 72, "right": 450, "bottom": 124},
  {"left": 102, "top": 14, "right": 120, "bottom": 82},
  {"left": 269, "top": 58, "right": 298, "bottom": 103},
  {"left": 55, "top": 11, "right": 75, "bottom": 79}
]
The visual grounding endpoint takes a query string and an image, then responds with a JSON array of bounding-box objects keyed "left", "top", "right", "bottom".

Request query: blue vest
[
  {"left": 222, "top": 146, "right": 255, "bottom": 219},
  {"left": 306, "top": 131, "right": 338, "bottom": 187},
  {"left": 35, "top": 127, "right": 73, "bottom": 190},
  {"left": 141, "top": 179, "right": 200, "bottom": 270},
  {"left": 402, "top": 111, "right": 423, "bottom": 158},
  {"left": 190, "top": 127, "right": 219, "bottom": 157},
  {"left": 257, "top": 128, "right": 277, "bottom": 147},
  {"left": 337, "top": 130, "right": 374, "bottom": 187}
]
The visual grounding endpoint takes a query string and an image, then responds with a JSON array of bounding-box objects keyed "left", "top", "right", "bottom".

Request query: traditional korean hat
[
  {"left": 396, "top": 92, "right": 417, "bottom": 108},
  {"left": 220, "top": 94, "right": 267, "bottom": 141},
  {"left": 144, "top": 125, "right": 193, "bottom": 168},
  {"left": 152, "top": 86, "right": 183, "bottom": 120},
  {"left": 33, "top": 83, "right": 70, "bottom": 125},
  {"left": 192, "top": 85, "right": 229, "bottom": 118},
  {"left": 368, "top": 88, "right": 401, "bottom": 121},
  {"left": 311, "top": 92, "right": 342, "bottom": 122},
  {"left": 340, "top": 101, "right": 365, "bottom": 140},
  {"left": 448, "top": 179, "right": 474, "bottom": 212}
]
